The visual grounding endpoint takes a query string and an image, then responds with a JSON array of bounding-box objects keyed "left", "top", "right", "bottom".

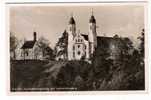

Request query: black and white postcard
[{"left": 8, "top": 2, "right": 147, "bottom": 94}]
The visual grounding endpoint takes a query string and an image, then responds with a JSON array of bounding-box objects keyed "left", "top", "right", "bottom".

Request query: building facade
[
  {"left": 66, "top": 13, "right": 97, "bottom": 61},
  {"left": 56, "top": 13, "right": 131, "bottom": 62},
  {"left": 20, "top": 32, "right": 43, "bottom": 60}
]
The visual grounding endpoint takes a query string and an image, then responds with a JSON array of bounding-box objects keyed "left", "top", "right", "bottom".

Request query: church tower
[
  {"left": 88, "top": 10, "right": 97, "bottom": 55},
  {"left": 68, "top": 15, "right": 76, "bottom": 38},
  {"left": 67, "top": 15, "right": 76, "bottom": 60}
]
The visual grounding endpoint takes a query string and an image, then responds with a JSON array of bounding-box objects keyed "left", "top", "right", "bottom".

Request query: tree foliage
[
  {"left": 138, "top": 29, "right": 144, "bottom": 58},
  {"left": 10, "top": 32, "right": 18, "bottom": 59},
  {"left": 37, "top": 36, "right": 54, "bottom": 60},
  {"left": 54, "top": 30, "right": 68, "bottom": 59},
  {"left": 89, "top": 34, "right": 145, "bottom": 90}
]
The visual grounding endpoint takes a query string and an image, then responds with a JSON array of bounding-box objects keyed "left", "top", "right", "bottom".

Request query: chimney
[{"left": 33, "top": 32, "right": 37, "bottom": 41}]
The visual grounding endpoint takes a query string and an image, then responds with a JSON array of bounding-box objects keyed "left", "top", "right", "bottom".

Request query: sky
[{"left": 10, "top": 4, "right": 145, "bottom": 48}]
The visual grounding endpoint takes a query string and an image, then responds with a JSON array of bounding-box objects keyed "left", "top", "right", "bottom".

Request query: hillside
[
  {"left": 10, "top": 55, "right": 144, "bottom": 91},
  {"left": 10, "top": 60, "right": 91, "bottom": 91}
]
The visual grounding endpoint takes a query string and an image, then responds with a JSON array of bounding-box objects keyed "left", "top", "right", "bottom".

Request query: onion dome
[
  {"left": 69, "top": 17, "right": 75, "bottom": 24},
  {"left": 89, "top": 15, "right": 96, "bottom": 23}
]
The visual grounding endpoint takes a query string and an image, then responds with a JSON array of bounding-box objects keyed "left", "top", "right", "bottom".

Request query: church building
[
  {"left": 20, "top": 32, "right": 43, "bottom": 60},
  {"left": 56, "top": 12, "right": 131, "bottom": 62},
  {"left": 56, "top": 13, "right": 97, "bottom": 61},
  {"left": 67, "top": 13, "right": 97, "bottom": 61}
]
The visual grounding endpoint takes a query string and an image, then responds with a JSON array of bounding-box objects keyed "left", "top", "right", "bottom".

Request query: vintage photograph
[{"left": 9, "top": 3, "right": 146, "bottom": 92}]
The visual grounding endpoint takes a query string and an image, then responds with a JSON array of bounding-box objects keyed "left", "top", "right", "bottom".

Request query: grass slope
[{"left": 11, "top": 60, "right": 91, "bottom": 91}]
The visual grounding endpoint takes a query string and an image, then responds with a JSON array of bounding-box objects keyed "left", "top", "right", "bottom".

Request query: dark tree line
[
  {"left": 54, "top": 30, "right": 68, "bottom": 60},
  {"left": 89, "top": 29, "right": 145, "bottom": 90},
  {"left": 10, "top": 32, "right": 18, "bottom": 60},
  {"left": 36, "top": 37, "right": 54, "bottom": 60}
]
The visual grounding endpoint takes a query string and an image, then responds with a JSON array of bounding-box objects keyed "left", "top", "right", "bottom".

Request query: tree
[
  {"left": 10, "top": 32, "right": 18, "bottom": 60},
  {"left": 119, "top": 38, "right": 134, "bottom": 70},
  {"left": 138, "top": 29, "right": 144, "bottom": 58},
  {"left": 90, "top": 37, "right": 145, "bottom": 90},
  {"left": 37, "top": 36, "right": 54, "bottom": 60},
  {"left": 115, "top": 35, "right": 145, "bottom": 90},
  {"left": 54, "top": 30, "right": 68, "bottom": 60},
  {"left": 91, "top": 44, "right": 113, "bottom": 89}
]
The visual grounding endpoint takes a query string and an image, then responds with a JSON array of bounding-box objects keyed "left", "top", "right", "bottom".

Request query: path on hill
[
  {"left": 11, "top": 60, "right": 68, "bottom": 90},
  {"left": 43, "top": 61, "right": 67, "bottom": 79}
]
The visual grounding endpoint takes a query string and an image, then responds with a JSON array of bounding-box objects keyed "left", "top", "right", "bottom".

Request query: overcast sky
[{"left": 10, "top": 4, "right": 145, "bottom": 48}]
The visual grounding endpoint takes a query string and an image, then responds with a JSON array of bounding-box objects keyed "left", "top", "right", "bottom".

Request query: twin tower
[{"left": 67, "top": 12, "right": 98, "bottom": 60}]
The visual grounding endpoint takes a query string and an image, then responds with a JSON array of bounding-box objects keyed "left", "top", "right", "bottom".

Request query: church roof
[
  {"left": 21, "top": 41, "right": 36, "bottom": 49},
  {"left": 89, "top": 15, "right": 96, "bottom": 23},
  {"left": 82, "top": 34, "right": 88, "bottom": 41},
  {"left": 81, "top": 34, "right": 123, "bottom": 46},
  {"left": 69, "top": 17, "right": 75, "bottom": 24}
]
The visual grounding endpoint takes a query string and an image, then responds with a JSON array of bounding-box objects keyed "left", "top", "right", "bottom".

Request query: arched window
[
  {"left": 26, "top": 51, "right": 28, "bottom": 56},
  {"left": 73, "top": 52, "right": 75, "bottom": 58},
  {"left": 73, "top": 45, "right": 75, "bottom": 50},
  {"left": 21, "top": 52, "right": 24, "bottom": 57},
  {"left": 84, "top": 51, "right": 86, "bottom": 56},
  {"left": 70, "top": 27, "right": 72, "bottom": 31},
  {"left": 77, "top": 51, "right": 81, "bottom": 55},
  {"left": 90, "top": 26, "right": 92, "bottom": 30},
  {"left": 78, "top": 45, "right": 80, "bottom": 48}
]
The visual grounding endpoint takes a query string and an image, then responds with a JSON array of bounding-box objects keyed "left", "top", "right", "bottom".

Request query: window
[
  {"left": 73, "top": 46, "right": 75, "bottom": 50},
  {"left": 76, "top": 39, "right": 77, "bottom": 42},
  {"left": 90, "top": 26, "right": 92, "bottom": 30},
  {"left": 78, "top": 45, "right": 80, "bottom": 48},
  {"left": 84, "top": 51, "right": 86, "bottom": 56},
  {"left": 21, "top": 52, "right": 23, "bottom": 57},
  {"left": 70, "top": 27, "right": 72, "bottom": 31},
  {"left": 77, "top": 51, "right": 81, "bottom": 55},
  {"left": 26, "top": 52, "right": 28, "bottom": 56},
  {"left": 73, "top": 52, "right": 75, "bottom": 58}
]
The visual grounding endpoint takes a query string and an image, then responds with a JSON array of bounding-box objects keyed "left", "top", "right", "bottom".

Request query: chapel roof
[{"left": 21, "top": 41, "right": 36, "bottom": 49}]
